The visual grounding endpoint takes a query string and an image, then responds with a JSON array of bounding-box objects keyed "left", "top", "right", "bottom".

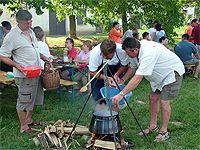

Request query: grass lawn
[
  {"left": 1, "top": 27, "right": 200, "bottom": 149},
  {"left": 46, "top": 26, "right": 185, "bottom": 51},
  {"left": 0, "top": 74, "right": 200, "bottom": 150}
]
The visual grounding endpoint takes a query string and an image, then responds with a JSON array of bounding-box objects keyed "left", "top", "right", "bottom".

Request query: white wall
[
  {"left": 0, "top": 6, "right": 49, "bottom": 33},
  {"left": 0, "top": 5, "right": 96, "bottom": 35},
  {"left": 30, "top": 9, "right": 49, "bottom": 33}
]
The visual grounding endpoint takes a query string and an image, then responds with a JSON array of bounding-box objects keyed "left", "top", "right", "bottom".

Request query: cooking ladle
[{"left": 80, "top": 61, "right": 109, "bottom": 93}]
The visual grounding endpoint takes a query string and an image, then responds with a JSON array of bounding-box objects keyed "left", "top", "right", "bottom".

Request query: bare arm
[
  {"left": 90, "top": 71, "right": 105, "bottom": 80},
  {"left": 40, "top": 53, "right": 49, "bottom": 62},
  {"left": 112, "top": 75, "right": 143, "bottom": 106},
  {"left": 151, "top": 32, "right": 156, "bottom": 41},
  {"left": 89, "top": 70, "right": 115, "bottom": 86},
  {"left": 194, "top": 53, "right": 200, "bottom": 59},
  {"left": 114, "top": 65, "right": 128, "bottom": 83},
  {"left": 121, "top": 67, "right": 136, "bottom": 83}
]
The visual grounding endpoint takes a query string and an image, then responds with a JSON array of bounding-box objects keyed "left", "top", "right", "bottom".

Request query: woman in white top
[{"left": 154, "top": 23, "right": 166, "bottom": 43}]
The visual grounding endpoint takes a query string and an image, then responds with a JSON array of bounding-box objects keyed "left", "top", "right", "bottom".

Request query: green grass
[{"left": 1, "top": 75, "right": 200, "bottom": 150}]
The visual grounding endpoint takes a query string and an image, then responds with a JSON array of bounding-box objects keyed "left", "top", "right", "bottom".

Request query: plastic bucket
[
  {"left": 100, "top": 84, "right": 133, "bottom": 108},
  {"left": 22, "top": 66, "right": 42, "bottom": 78}
]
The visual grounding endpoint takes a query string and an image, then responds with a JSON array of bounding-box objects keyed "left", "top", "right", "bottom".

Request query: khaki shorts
[
  {"left": 15, "top": 77, "right": 44, "bottom": 111},
  {"left": 151, "top": 72, "right": 183, "bottom": 100},
  {"left": 184, "top": 58, "right": 199, "bottom": 65}
]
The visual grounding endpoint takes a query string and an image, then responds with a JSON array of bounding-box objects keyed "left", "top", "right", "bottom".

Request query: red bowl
[{"left": 22, "top": 66, "right": 42, "bottom": 78}]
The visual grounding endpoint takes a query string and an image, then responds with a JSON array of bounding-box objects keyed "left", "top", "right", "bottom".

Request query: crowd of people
[{"left": 0, "top": 9, "right": 199, "bottom": 144}]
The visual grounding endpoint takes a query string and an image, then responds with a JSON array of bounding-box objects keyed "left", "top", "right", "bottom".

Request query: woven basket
[{"left": 42, "top": 62, "right": 60, "bottom": 90}]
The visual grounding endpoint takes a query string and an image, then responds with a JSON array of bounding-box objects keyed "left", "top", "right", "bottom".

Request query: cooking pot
[{"left": 89, "top": 109, "right": 122, "bottom": 135}]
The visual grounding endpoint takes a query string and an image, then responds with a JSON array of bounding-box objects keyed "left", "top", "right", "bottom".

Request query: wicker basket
[{"left": 42, "top": 62, "right": 60, "bottom": 90}]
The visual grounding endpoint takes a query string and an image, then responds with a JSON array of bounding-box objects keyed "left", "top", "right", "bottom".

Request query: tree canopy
[{"left": 1, "top": 0, "right": 199, "bottom": 39}]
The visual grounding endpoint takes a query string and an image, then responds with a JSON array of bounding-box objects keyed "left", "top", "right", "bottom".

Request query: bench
[
  {"left": 184, "top": 64, "right": 196, "bottom": 68},
  {"left": 0, "top": 71, "right": 15, "bottom": 85},
  {"left": 184, "top": 64, "right": 196, "bottom": 75},
  {"left": 59, "top": 79, "right": 78, "bottom": 99}
]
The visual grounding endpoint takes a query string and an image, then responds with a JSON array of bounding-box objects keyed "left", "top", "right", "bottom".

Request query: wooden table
[{"left": 0, "top": 71, "right": 15, "bottom": 85}]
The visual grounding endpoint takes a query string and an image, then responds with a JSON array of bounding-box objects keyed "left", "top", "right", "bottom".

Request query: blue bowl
[{"left": 100, "top": 84, "right": 133, "bottom": 106}]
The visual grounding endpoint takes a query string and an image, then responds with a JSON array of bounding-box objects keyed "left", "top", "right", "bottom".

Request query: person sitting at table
[
  {"left": 73, "top": 40, "right": 92, "bottom": 93},
  {"left": 174, "top": 34, "right": 200, "bottom": 79},
  {"left": 159, "top": 36, "right": 169, "bottom": 47},
  {"left": 33, "top": 26, "right": 52, "bottom": 69},
  {"left": 59, "top": 38, "right": 77, "bottom": 80}
]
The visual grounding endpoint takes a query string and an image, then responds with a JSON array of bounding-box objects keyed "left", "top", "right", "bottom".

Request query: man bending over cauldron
[
  {"left": 112, "top": 37, "right": 185, "bottom": 142},
  {"left": 88, "top": 39, "right": 129, "bottom": 102}
]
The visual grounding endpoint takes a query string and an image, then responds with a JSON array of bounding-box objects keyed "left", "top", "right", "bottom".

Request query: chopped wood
[
  {"left": 54, "top": 120, "right": 63, "bottom": 126},
  {"left": 36, "top": 133, "right": 50, "bottom": 148},
  {"left": 44, "top": 127, "right": 54, "bottom": 145},
  {"left": 51, "top": 134, "right": 59, "bottom": 147},
  {"left": 60, "top": 122, "right": 64, "bottom": 134},
  {"left": 136, "top": 100, "right": 146, "bottom": 104},
  {"left": 94, "top": 139, "right": 117, "bottom": 150},
  {"left": 49, "top": 125, "right": 57, "bottom": 133},
  {"left": 33, "top": 137, "right": 40, "bottom": 146},
  {"left": 56, "top": 126, "right": 90, "bottom": 135},
  {"left": 33, "top": 120, "right": 91, "bottom": 150}
]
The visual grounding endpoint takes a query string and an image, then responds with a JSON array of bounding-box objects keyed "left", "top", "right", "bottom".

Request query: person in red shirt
[
  {"left": 191, "top": 18, "right": 200, "bottom": 54},
  {"left": 185, "top": 19, "right": 198, "bottom": 43},
  {"left": 108, "top": 22, "right": 122, "bottom": 43},
  {"left": 60, "top": 38, "right": 77, "bottom": 80}
]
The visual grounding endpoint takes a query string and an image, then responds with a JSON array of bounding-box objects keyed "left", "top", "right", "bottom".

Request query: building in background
[{"left": 0, "top": 6, "right": 95, "bottom": 36}]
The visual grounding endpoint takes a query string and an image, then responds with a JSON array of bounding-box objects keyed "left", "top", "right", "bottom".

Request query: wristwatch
[{"left": 119, "top": 91, "right": 125, "bottom": 97}]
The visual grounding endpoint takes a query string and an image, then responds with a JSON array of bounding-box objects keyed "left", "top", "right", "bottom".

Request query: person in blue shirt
[{"left": 174, "top": 34, "right": 200, "bottom": 79}]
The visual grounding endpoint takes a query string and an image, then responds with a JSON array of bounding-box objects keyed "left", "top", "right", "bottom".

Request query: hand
[
  {"left": 42, "top": 56, "right": 50, "bottom": 62},
  {"left": 120, "top": 78, "right": 125, "bottom": 84},
  {"left": 114, "top": 74, "right": 121, "bottom": 84},
  {"left": 15, "top": 64, "right": 24, "bottom": 72},
  {"left": 112, "top": 94, "right": 123, "bottom": 106},
  {"left": 107, "top": 77, "right": 116, "bottom": 87}
]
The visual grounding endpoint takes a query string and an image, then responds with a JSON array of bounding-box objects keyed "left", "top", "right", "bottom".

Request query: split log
[
  {"left": 94, "top": 139, "right": 116, "bottom": 150},
  {"left": 94, "top": 139, "right": 121, "bottom": 149},
  {"left": 56, "top": 126, "right": 90, "bottom": 135}
]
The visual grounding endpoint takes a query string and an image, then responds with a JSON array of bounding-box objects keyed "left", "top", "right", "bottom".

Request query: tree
[{"left": 0, "top": 0, "right": 198, "bottom": 39}]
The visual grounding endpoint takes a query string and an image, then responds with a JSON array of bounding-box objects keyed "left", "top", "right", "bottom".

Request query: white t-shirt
[
  {"left": 156, "top": 30, "right": 165, "bottom": 43},
  {"left": 89, "top": 43, "right": 129, "bottom": 72},
  {"left": 148, "top": 27, "right": 156, "bottom": 40},
  {"left": 37, "top": 41, "right": 51, "bottom": 69},
  {"left": 129, "top": 57, "right": 139, "bottom": 69},
  {"left": 121, "top": 30, "right": 133, "bottom": 42},
  {"left": 136, "top": 40, "right": 185, "bottom": 91}
]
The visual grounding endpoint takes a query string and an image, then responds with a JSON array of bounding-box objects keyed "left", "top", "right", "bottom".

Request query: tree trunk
[
  {"left": 122, "top": 12, "right": 128, "bottom": 33},
  {"left": 69, "top": 15, "right": 77, "bottom": 38}
]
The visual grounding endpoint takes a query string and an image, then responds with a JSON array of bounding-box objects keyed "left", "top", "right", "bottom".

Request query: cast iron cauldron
[{"left": 89, "top": 109, "right": 122, "bottom": 135}]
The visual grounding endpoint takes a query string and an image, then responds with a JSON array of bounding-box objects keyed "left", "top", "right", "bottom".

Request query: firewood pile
[{"left": 33, "top": 120, "right": 91, "bottom": 150}]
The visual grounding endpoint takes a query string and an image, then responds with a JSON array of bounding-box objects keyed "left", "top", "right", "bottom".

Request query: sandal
[
  {"left": 138, "top": 126, "right": 158, "bottom": 136},
  {"left": 21, "top": 127, "right": 37, "bottom": 134},
  {"left": 28, "top": 121, "right": 48, "bottom": 126},
  {"left": 154, "top": 131, "right": 169, "bottom": 142}
]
